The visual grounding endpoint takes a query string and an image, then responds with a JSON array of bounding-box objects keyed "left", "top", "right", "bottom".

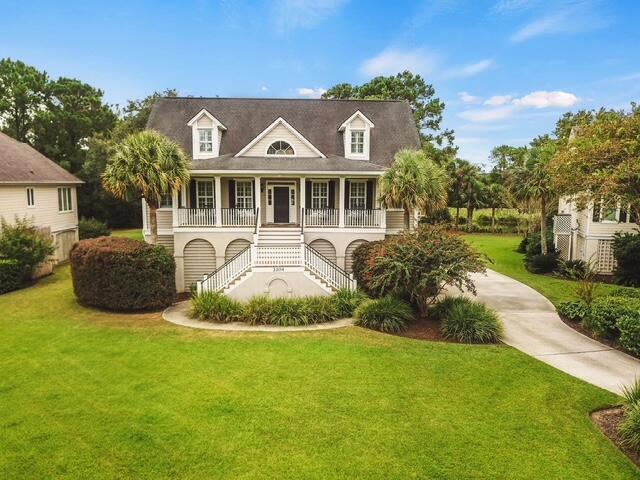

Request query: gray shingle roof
[
  {"left": 147, "top": 97, "right": 421, "bottom": 167},
  {"left": 0, "top": 132, "right": 82, "bottom": 185},
  {"left": 191, "top": 154, "right": 386, "bottom": 173}
]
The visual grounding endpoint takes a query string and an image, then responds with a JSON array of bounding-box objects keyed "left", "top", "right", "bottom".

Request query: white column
[
  {"left": 254, "top": 176, "right": 261, "bottom": 227},
  {"left": 172, "top": 188, "right": 179, "bottom": 228},
  {"left": 300, "top": 177, "right": 306, "bottom": 209},
  {"left": 142, "top": 198, "right": 148, "bottom": 233},
  {"left": 214, "top": 176, "right": 222, "bottom": 227},
  {"left": 338, "top": 177, "right": 345, "bottom": 228}
]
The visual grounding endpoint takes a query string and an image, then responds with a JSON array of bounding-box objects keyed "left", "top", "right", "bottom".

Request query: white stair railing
[
  {"left": 197, "top": 246, "right": 252, "bottom": 293},
  {"left": 303, "top": 244, "right": 356, "bottom": 291}
]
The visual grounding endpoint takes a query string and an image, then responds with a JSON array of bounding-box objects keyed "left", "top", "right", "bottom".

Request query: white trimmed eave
[
  {"left": 338, "top": 110, "right": 375, "bottom": 131},
  {"left": 188, "top": 169, "right": 384, "bottom": 177},
  {"left": 186, "top": 108, "right": 227, "bottom": 130},
  {"left": 235, "top": 117, "right": 325, "bottom": 158}
]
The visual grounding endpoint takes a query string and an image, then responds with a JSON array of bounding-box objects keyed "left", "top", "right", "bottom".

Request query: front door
[{"left": 273, "top": 187, "right": 290, "bottom": 223}]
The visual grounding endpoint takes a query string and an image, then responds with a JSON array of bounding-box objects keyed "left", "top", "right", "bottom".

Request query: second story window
[
  {"left": 236, "top": 180, "right": 254, "bottom": 209},
  {"left": 198, "top": 128, "right": 213, "bottom": 153},
  {"left": 26, "top": 187, "right": 35, "bottom": 207},
  {"left": 58, "top": 187, "right": 73, "bottom": 213},
  {"left": 350, "top": 130, "right": 364, "bottom": 154},
  {"left": 196, "top": 181, "right": 214, "bottom": 209},
  {"left": 349, "top": 181, "right": 366, "bottom": 209},
  {"left": 311, "top": 181, "right": 328, "bottom": 209}
]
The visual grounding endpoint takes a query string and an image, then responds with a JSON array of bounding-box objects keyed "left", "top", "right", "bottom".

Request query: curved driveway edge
[
  {"left": 163, "top": 301, "right": 354, "bottom": 332},
  {"left": 466, "top": 269, "right": 640, "bottom": 395}
]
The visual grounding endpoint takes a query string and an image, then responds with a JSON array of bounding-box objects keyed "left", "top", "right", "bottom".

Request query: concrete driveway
[{"left": 465, "top": 269, "right": 640, "bottom": 395}]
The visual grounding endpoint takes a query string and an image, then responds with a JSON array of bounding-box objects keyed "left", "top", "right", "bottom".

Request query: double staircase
[{"left": 197, "top": 226, "right": 356, "bottom": 295}]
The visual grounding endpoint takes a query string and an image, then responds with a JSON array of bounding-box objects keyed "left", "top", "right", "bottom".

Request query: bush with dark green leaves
[
  {"left": 79, "top": 217, "right": 111, "bottom": 240},
  {"left": 419, "top": 208, "right": 452, "bottom": 225},
  {"left": 524, "top": 230, "right": 555, "bottom": 258},
  {"left": 557, "top": 300, "right": 591, "bottom": 322},
  {"left": 476, "top": 213, "right": 493, "bottom": 227},
  {"left": 517, "top": 235, "right": 529, "bottom": 254},
  {"left": 609, "top": 287, "right": 640, "bottom": 299},
  {"left": 436, "top": 296, "right": 503, "bottom": 344},
  {"left": 191, "top": 291, "right": 243, "bottom": 323},
  {"left": 0, "top": 217, "right": 55, "bottom": 281},
  {"left": 70, "top": 236, "right": 175, "bottom": 311},
  {"left": 618, "top": 315, "right": 640, "bottom": 357},
  {"left": 0, "top": 259, "right": 22, "bottom": 294},
  {"left": 333, "top": 288, "right": 368, "bottom": 317},
  {"left": 613, "top": 233, "right": 640, "bottom": 287},
  {"left": 583, "top": 296, "right": 640, "bottom": 339},
  {"left": 525, "top": 251, "right": 560, "bottom": 274},
  {"left": 497, "top": 215, "right": 520, "bottom": 228},
  {"left": 557, "top": 259, "right": 588, "bottom": 280},
  {"left": 354, "top": 296, "right": 414, "bottom": 333}
]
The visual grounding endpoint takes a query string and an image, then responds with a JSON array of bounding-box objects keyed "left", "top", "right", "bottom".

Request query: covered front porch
[{"left": 167, "top": 174, "right": 393, "bottom": 229}]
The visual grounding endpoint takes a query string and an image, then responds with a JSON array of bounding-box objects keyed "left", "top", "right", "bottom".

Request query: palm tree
[
  {"left": 509, "top": 141, "right": 557, "bottom": 254},
  {"left": 485, "top": 182, "right": 508, "bottom": 232},
  {"left": 379, "top": 149, "right": 448, "bottom": 229},
  {"left": 102, "top": 130, "right": 190, "bottom": 244}
]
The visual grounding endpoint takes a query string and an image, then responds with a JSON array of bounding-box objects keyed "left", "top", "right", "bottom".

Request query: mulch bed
[
  {"left": 591, "top": 407, "right": 640, "bottom": 468},
  {"left": 395, "top": 316, "right": 454, "bottom": 342},
  {"left": 559, "top": 315, "right": 620, "bottom": 350}
]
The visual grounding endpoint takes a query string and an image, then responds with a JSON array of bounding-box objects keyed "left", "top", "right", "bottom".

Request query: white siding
[
  {"left": 345, "top": 239, "right": 368, "bottom": 273},
  {"left": 225, "top": 239, "right": 251, "bottom": 262},
  {"left": 184, "top": 239, "right": 216, "bottom": 289},
  {"left": 385, "top": 210, "right": 404, "bottom": 230},
  {"left": 350, "top": 117, "right": 366, "bottom": 129},
  {"left": 157, "top": 235, "right": 174, "bottom": 254},
  {"left": 308, "top": 239, "right": 337, "bottom": 264},
  {"left": 242, "top": 124, "right": 317, "bottom": 157}
]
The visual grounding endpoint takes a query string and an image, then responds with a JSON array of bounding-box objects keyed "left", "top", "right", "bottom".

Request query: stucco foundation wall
[{"left": 226, "top": 270, "right": 329, "bottom": 301}]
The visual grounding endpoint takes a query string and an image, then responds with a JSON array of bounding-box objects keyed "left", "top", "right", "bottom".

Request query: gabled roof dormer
[
  {"left": 339, "top": 110, "right": 374, "bottom": 161},
  {"left": 187, "top": 109, "right": 227, "bottom": 159},
  {"left": 235, "top": 117, "right": 325, "bottom": 158}
]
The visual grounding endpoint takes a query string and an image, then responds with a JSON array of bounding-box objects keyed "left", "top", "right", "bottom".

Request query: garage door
[
  {"left": 345, "top": 239, "right": 368, "bottom": 273},
  {"left": 55, "top": 229, "right": 77, "bottom": 262},
  {"left": 184, "top": 239, "right": 216, "bottom": 289}
]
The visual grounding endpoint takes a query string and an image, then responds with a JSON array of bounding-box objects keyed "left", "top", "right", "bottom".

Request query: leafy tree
[
  {"left": 33, "top": 77, "right": 117, "bottom": 172},
  {"left": 0, "top": 58, "right": 48, "bottom": 142},
  {"left": 0, "top": 217, "right": 54, "bottom": 282},
  {"left": 103, "top": 130, "right": 190, "bottom": 243},
  {"left": 484, "top": 182, "right": 508, "bottom": 231},
  {"left": 461, "top": 163, "right": 485, "bottom": 231},
  {"left": 322, "top": 70, "right": 453, "bottom": 146},
  {"left": 445, "top": 158, "right": 469, "bottom": 226},
  {"left": 551, "top": 104, "right": 640, "bottom": 222},
  {"left": 379, "top": 149, "right": 448, "bottom": 230},
  {"left": 489, "top": 145, "right": 527, "bottom": 182}
]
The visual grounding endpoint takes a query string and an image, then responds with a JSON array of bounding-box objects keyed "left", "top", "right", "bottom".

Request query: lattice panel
[
  {"left": 553, "top": 214, "right": 571, "bottom": 234},
  {"left": 597, "top": 240, "right": 616, "bottom": 274},
  {"left": 555, "top": 235, "right": 570, "bottom": 260}
]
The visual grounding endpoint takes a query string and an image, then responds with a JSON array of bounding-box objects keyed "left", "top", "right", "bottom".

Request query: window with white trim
[
  {"left": 198, "top": 128, "right": 213, "bottom": 153},
  {"left": 26, "top": 187, "right": 35, "bottom": 207},
  {"left": 196, "top": 181, "right": 214, "bottom": 209},
  {"left": 267, "top": 141, "right": 294, "bottom": 156},
  {"left": 350, "top": 130, "right": 364, "bottom": 154},
  {"left": 311, "top": 181, "right": 328, "bottom": 209},
  {"left": 236, "top": 180, "right": 254, "bottom": 209},
  {"left": 58, "top": 187, "right": 73, "bottom": 212},
  {"left": 159, "top": 192, "right": 172, "bottom": 208},
  {"left": 349, "top": 181, "right": 366, "bottom": 210}
]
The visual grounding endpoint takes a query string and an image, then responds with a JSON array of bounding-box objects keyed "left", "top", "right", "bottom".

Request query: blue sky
[{"left": 2, "top": 0, "right": 639, "bottom": 166}]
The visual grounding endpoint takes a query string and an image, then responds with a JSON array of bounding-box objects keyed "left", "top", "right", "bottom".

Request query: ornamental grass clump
[
  {"left": 190, "top": 291, "right": 243, "bottom": 323},
  {"left": 619, "top": 379, "right": 640, "bottom": 452},
  {"left": 437, "top": 297, "right": 503, "bottom": 344},
  {"left": 333, "top": 288, "right": 368, "bottom": 317},
  {"left": 354, "top": 296, "right": 414, "bottom": 333}
]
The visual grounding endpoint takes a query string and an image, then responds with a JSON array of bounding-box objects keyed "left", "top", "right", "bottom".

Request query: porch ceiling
[{"left": 191, "top": 154, "right": 386, "bottom": 173}]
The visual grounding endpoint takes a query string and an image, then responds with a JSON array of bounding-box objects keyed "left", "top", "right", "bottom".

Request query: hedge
[
  {"left": 70, "top": 236, "right": 175, "bottom": 311},
  {"left": 79, "top": 217, "right": 111, "bottom": 240},
  {"left": 0, "top": 259, "right": 23, "bottom": 294}
]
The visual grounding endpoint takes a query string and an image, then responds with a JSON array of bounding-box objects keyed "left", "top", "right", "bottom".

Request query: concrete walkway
[
  {"left": 467, "top": 269, "right": 640, "bottom": 395},
  {"left": 163, "top": 301, "right": 354, "bottom": 332}
]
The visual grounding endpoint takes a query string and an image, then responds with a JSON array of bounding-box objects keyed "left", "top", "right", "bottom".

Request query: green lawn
[
  {"left": 112, "top": 228, "right": 143, "bottom": 241},
  {"left": 0, "top": 267, "right": 637, "bottom": 478},
  {"left": 463, "top": 233, "right": 620, "bottom": 305}
]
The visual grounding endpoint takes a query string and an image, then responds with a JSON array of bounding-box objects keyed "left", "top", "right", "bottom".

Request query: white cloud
[
  {"left": 458, "top": 91, "right": 482, "bottom": 104},
  {"left": 615, "top": 72, "right": 640, "bottom": 82},
  {"left": 261, "top": 86, "right": 268, "bottom": 92},
  {"left": 273, "top": 0, "right": 349, "bottom": 32},
  {"left": 512, "top": 90, "right": 579, "bottom": 108},
  {"left": 297, "top": 87, "right": 327, "bottom": 98},
  {"left": 484, "top": 94, "right": 513, "bottom": 106},
  {"left": 444, "top": 58, "right": 494, "bottom": 79},
  {"left": 492, "top": 0, "right": 538, "bottom": 14},
  {"left": 458, "top": 106, "right": 517, "bottom": 123},
  {"left": 359, "top": 48, "right": 439, "bottom": 77}
]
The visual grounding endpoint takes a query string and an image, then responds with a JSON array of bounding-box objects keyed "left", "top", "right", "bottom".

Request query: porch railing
[
  {"left": 254, "top": 245, "right": 301, "bottom": 266},
  {"left": 221, "top": 208, "right": 256, "bottom": 226},
  {"left": 177, "top": 208, "right": 216, "bottom": 226},
  {"left": 304, "top": 208, "right": 339, "bottom": 227},
  {"left": 345, "top": 209, "right": 383, "bottom": 227}
]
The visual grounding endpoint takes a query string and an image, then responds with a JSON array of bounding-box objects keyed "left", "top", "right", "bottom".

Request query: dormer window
[
  {"left": 267, "top": 140, "right": 295, "bottom": 156},
  {"left": 198, "top": 128, "right": 213, "bottom": 153},
  {"left": 350, "top": 130, "right": 364, "bottom": 154}
]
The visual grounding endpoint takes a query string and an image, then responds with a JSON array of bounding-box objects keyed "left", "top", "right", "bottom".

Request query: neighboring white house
[
  {"left": 144, "top": 97, "right": 421, "bottom": 298},
  {"left": 0, "top": 132, "right": 82, "bottom": 263},
  {"left": 553, "top": 197, "right": 638, "bottom": 274}
]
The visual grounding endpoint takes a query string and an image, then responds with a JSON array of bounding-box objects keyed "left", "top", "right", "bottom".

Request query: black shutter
[
  {"left": 305, "top": 180, "right": 312, "bottom": 207},
  {"left": 328, "top": 180, "right": 335, "bottom": 209},
  {"left": 366, "top": 180, "right": 374, "bottom": 210},
  {"left": 178, "top": 187, "right": 183, "bottom": 208},
  {"left": 343, "top": 180, "right": 350, "bottom": 209},
  {"left": 189, "top": 180, "right": 196, "bottom": 208},
  {"left": 228, "top": 179, "right": 236, "bottom": 208}
]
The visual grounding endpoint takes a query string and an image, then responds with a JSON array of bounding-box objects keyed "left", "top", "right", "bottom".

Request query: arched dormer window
[{"left": 267, "top": 140, "right": 295, "bottom": 156}]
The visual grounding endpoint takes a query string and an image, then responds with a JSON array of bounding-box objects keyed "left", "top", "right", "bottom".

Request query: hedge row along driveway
[{"left": 0, "top": 266, "right": 637, "bottom": 478}]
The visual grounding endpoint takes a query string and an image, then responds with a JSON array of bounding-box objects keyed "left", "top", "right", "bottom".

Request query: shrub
[
  {"left": 622, "top": 379, "right": 640, "bottom": 407},
  {"left": 243, "top": 295, "right": 340, "bottom": 326},
  {"left": 351, "top": 240, "right": 383, "bottom": 296},
  {"left": 618, "top": 315, "right": 640, "bottom": 357},
  {"left": 497, "top": 214, "right": 520, "bottom": 228},
  {"left": 524, "top": 231, "right": 555, "bottom": 258},
  {"left": 354, "top": 296, "right": 414, "bottom": 333},
  {"left": 0, "top": 259, "right": 22, "bottom": 294},
  {"left": 609, "top": 287, "right": 640, "bottom": 299},
  {"left": 191, "top": 291, "right": 243, "bottom": 323},
  {"left": 583, "top": 296, "right": 640, "bottom": 338},
  {"left": 613, "top": 233, "right": 640, "bottom": 287},
  {"left": 301, "top": 296, "right": 339, "bottom": 324},
  {"left": 557, "top": 259, "right": 587, "bottom": 280},
  {"left": 517, "top": 235, "right": 529, "bottom": 254},
  {"left": 267, "top": 298, "right": 310, "bottom": 326},
  {"left": 557, "top": 300, "right": 591, "bottom": 322},
  {"left": 437, "top": 297, "right": 503, "bottom": 344},
  {"left": 79, "top": 217, "right": 111, "bottom": 240},
  {"left": 0, "top": 217, "right": 55, "bottom": 281},
  {"left": 333, "top": 288, "right": 368, "bottom": 317},
  {"left": 70, "top": 236, "right": 175, "bottom": 311},
  {"left": 476, "top": 213, "right": 493, "bottom": 227},
  {"left": 619, "top": 403, "right": 640, "bottom": 451},
  {"left": 525, "top": 251, "right": 560, "bottom": 274},
  {"left": 243, "top": 295, "right": 273, "bottom": 325},
  {"left": 363, "top": 225, "right": 486, "bottom": 314},
  {"left": 419, "top": 208, "right": 452, "bottom": 225}
]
